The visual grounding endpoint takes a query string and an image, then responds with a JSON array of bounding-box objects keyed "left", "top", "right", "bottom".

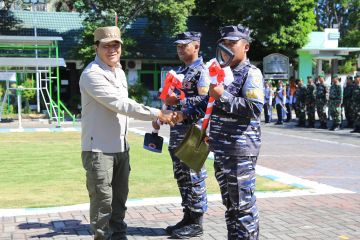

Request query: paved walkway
[
  {"left": 1, "top": 119, "right": 360, "bottom": 239},
  {"left": 1, "top": 194, "right": 360, "bottom": 239}
]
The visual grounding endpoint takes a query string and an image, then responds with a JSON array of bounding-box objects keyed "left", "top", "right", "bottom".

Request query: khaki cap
[{"left": 94, "top": 26, "right": 123, "bottom": 44}]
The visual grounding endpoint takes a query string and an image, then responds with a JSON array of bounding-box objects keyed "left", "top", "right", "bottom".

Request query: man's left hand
[{"left": 209, "top": 84, "right": 224, "bottom": 100}]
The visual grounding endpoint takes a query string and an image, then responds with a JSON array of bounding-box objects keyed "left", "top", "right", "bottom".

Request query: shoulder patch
[{"left": 243, "top": 67, "right": 264, "bottom": 103}]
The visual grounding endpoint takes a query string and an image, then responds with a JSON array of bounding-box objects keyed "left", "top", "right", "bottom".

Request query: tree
[
  {"left": 0, "top": 9, "right": 22, "bottom": 33},
  {"left": 315, "top": 0, "right": 359, "bottom": 72},
  {"left": 315, "top": 0, "right": 359, "bottom": 47},
  {"left": 74, "top": 0, "right": 195, "bottom": 67},
  {"left": 316, "top": 0, "right": 360, "bottom": 47},
  {"left": 195, "top": 0, "right": 316, "bottom": 60},
  {"left": 48, "top": 0, "right": 76, "bottom": 12}
]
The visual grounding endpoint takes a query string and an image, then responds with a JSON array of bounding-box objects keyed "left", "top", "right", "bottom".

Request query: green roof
[
  {"left": 124, "top": 17, "right": 219, "bottom": 60},
  {"left": 0, "top": 10, "right": 84, "bottom": 59},
  {"left": 300, "top": 31, "right": 360, "bottom": 52},
  {"left": 0, "top": 10, "right": 219, "bottom": 61}
]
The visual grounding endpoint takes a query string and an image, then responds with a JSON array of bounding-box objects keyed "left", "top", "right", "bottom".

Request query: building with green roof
[
  {"left": 0, "top": 10, "right": 220, "bottom": 107},
  {"left": 297, "top": 28, "right": 360, "bottom": 83}
]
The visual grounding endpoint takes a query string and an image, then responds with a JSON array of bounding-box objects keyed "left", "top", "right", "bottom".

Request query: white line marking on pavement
[
  {"left": 256, "top": 165, "right": 354, "bottom": 195},
  {"left": 265, "top": 130, "right": 360, "bottom": 148}
]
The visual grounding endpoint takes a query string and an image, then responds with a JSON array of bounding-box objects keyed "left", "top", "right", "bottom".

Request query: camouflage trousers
[
  {"left": 214, "top": 154, "right": 259, "bottom": 240},
  {"left": 306, "top": 104, "right": 316, "bottom": 125},
  {"left": 353, "top": 107, "right": 360, "bottom": 129},
  {"left": 316, "top": 103, "right": 327, "bottom": 125},
  {"left": 169, "top": 148, "right": 208, "bottom": 213},
  {"left": 344, "top": 103, "right": 354, "bottom": 125},
  {"left": 298, "top": 104, "right": 306, "bottom": 125},
  {"left": 329, "top": 103, "right": 342, "bottom": 126},
  {"left": 263, "top": 103, "right": 272, "bottom": 123},
  {"left": 82, "top": 151, "right": 129, "bottom": 240},
  {"left": 293, "top": 104, "right": 299, "bottom": 118}
]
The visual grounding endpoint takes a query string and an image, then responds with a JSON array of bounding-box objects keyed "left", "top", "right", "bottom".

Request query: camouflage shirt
[
  {"left": 351, "top": 84, "right": 360, "bottom": 110},
  {"left": 305, "top": 84, "right": 316, "bottom": 106},
  {"left": 343, "top": 84, "right": 354, "bottom": 106},
  {"left": 209, "top": 59, "right": 264, "bottom": 156},
  {"left": 315, "top": 83, "right": 329, "bottom": 105},
  {"left": 169, "top": 57, "right": 209, "bottom": 149},
  {"left": 329, "top": 84, "right": 343, "bottom": 105},
  {"left": 295, "top": 85, "right": 307, "bottom": 105}
]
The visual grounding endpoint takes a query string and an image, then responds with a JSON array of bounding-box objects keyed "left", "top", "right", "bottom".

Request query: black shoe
[
  {"left": 275, "top": 122, "right": 283, "bottom": 125},
  {"left": 165, "top": 210, "right": 191, "bottom": 234},
  {"left": 296, "top": 123, "right": 305, "bottom": 127},
  {"left": 171, "top": 224, "right": 203, "bottom": 239},
  {"left": 350, "top": 128, "right": 360, "bottom": 133},
  {"left": 330, "top": 126, "right": 340, "bottom": 131}
]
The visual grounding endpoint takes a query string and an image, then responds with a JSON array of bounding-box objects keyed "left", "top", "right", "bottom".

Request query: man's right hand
[
  {"left": 158, "top": 110, "right": 176, "bottom": 126},
  {"left": 173, "top": 111, "right": 185, "bottom": 124}
]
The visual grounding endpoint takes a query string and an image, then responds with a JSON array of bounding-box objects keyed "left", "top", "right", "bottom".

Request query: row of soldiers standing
[{"left": 294, "top": 73, "right": 360, "bottom": 132}]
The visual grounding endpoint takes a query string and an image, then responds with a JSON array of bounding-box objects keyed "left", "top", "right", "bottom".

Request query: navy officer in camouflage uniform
[
  {"left": 315, "top": 73, "right": 329, "bottom": 129},
  {"left": 329, "top": 74, "right": 343, "bottom": 131},
  {"left": 160, "top": 31, "right": 209, "bottom": 239},
  {"left": 305, "top": 76, "right": 317, "bottom": 128},
  {"left": 350, "top": 74, "right": 360, "bottom": 133},
  {"left": 177, "top": 24, "right": 263, "bottom": 240},
  {"left": 343, "top": 76, "right": 354, "bottom": 128}
]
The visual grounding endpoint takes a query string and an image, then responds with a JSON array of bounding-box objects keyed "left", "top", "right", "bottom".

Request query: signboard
[
  {"left": 263, "top": 53, "right": 289, "bottom": 79},
  {"left": 264, "top": 74, "right": 289, "bottom": 80}
]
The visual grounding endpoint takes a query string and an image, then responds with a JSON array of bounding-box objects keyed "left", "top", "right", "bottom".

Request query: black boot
[
  {"left": 350, "top": 128, "right": 360, "bottom": 133},
  {"left": 165, "top": 209, "right": 191, "bottom": 235},
  {"left": 307, "top": 122, "right": 315, "bottom": 128},
  {"left": 329, "top": 125, "right": 340, "bottom": 131},
  {"left": 171, "top": 212, "right": 203, "bottom": 239},
  {"left": 296, "top": 122, "right": 305, "bottom": 127}
]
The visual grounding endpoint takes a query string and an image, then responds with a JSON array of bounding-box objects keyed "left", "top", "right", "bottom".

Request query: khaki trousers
[{"left": 82, "top": 151, "right": 130, "bottom": 240}]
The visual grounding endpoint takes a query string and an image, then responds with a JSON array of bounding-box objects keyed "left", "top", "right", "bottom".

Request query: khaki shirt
[{"left": 79, "top": 56, "right": 160, "bottom": 153}]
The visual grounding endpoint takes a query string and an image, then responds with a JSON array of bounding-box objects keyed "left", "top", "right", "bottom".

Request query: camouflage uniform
[
  {"left": 263, "top": 84, "right": 272, "bottom": 123},
  {"left": 343, "top": 82, "right": 354, "bottom": 128},
  {"left": 208, "top": 58, "right": 263, "bottom": 239},
  {"left": 184, "top": 24, "right": 263, "bottom": 239},
  {"left": 329, "top": 83, "right": 343, "bottom": 129},
  {"left": 351, "top": 82, "right": 360, "bottom": 132},
  {"left": 315, "top": 82, "right": 329, "bottom": 128},
  {"left": 169, "top": 57, "right": 208, "bottom": 215},
  {"left": 295, "top": 84, "right": 307, "bottom": 126},
  {"left": 305, "top": 82, "right": 316, "bottom": 127},
  {"left": 293, "top": 86, "right": 299, "bottom": 118}
]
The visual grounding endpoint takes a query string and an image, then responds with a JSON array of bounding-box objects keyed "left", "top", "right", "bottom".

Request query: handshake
[{"left": 155, "top": 110, "right": 185, "bottom": 128}]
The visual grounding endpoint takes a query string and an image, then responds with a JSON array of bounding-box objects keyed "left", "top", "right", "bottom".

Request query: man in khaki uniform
[{"left": 79, "top": 26, "right": 173, "bottom": 240}]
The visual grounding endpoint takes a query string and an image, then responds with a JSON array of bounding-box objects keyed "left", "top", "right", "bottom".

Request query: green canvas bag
[{"left": 174, "top": 124, "right": 210, "bottom": 172}]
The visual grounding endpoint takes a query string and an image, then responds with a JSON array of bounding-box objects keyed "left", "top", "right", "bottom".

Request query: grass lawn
[{"left": 0, "top": 131, "right": 295, "bottom": 208}]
